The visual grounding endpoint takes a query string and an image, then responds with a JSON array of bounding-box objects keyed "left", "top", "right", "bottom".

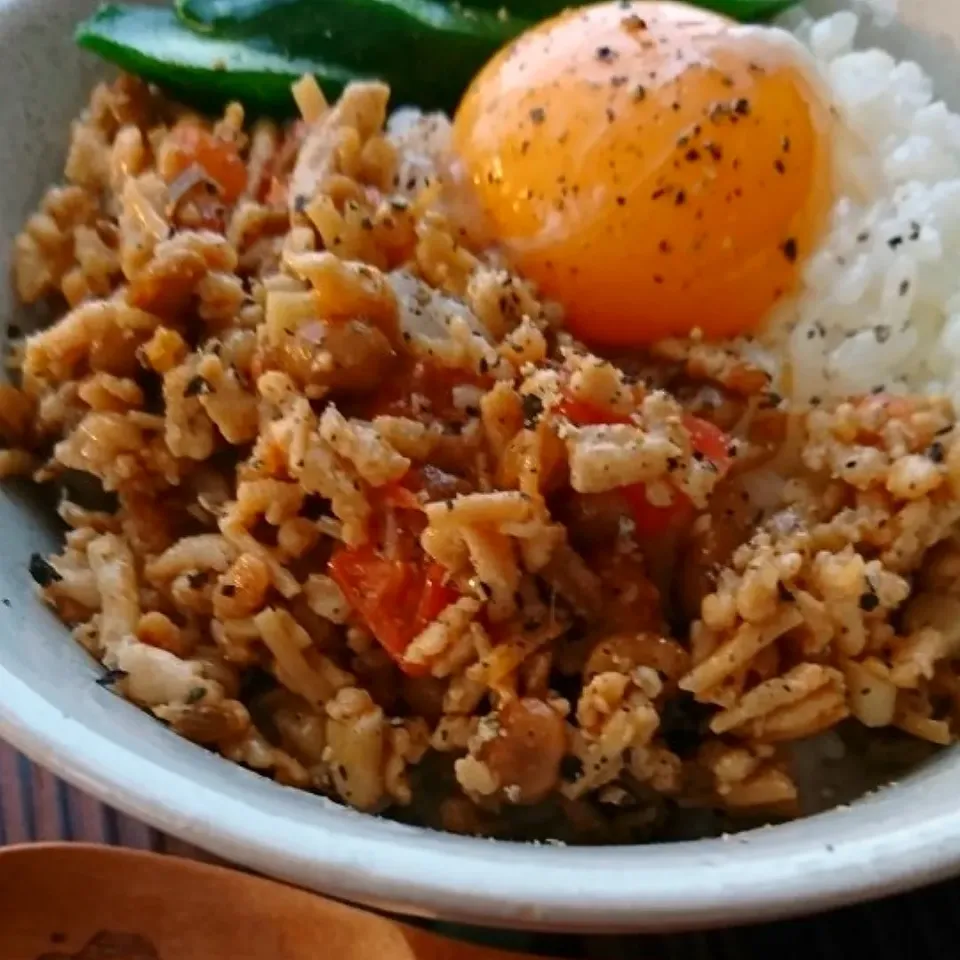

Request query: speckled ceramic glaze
[{"left": 1, "top": 0, "right": 960, "bottom": 933}]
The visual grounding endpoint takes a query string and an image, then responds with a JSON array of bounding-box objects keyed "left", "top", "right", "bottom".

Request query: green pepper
[
  {"left": 180, "top": 0, "right": 797, "bottom": 30},
  {"left": 76, "top": 4, "right": 364, "bottom": 115},
  {"left": 176, "top": 0, "right": 529, "bottom": 104}
]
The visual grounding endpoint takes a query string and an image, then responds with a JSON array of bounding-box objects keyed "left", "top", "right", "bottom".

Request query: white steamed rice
[{"left": 756, "top": 1, "right": 960, "bottom": 408}]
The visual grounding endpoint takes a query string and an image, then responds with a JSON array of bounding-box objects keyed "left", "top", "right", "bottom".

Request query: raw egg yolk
[{"left": 453, "top": 1, "right": 834, "bottom": 346}]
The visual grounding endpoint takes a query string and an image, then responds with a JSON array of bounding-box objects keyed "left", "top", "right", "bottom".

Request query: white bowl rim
[{"left": 2, "top": 660, "right": 960, "bottom": 932}]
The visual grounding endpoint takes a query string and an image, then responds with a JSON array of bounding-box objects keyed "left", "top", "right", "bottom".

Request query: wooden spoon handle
[{"left": 0, "top": 844, "right": 556, "bottom": 960}]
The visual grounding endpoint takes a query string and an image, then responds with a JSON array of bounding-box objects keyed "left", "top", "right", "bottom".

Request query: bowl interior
[{"left": 2, "top": 0, "right": 960, "bottom": 933}]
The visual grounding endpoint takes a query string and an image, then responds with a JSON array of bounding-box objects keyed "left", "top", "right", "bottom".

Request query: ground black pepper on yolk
[{"left": 453, "top": 0, "right": 834, "bottom": 347}]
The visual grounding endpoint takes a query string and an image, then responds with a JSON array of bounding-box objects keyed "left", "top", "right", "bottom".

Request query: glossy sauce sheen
[{"left": 454, "top": 1, "right": 835, "bottom": 346}]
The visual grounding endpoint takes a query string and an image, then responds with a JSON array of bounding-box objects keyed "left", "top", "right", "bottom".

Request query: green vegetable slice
[
  {"left": 178, "top": 0, "right": 526, "bottom": 46},
  {"left": 175, "top": 0, "right": 528, "bottom": 105},
  {"left": 75, "top": 3, "right": 364, "bottom": 115},
  {"left": 204, "top": 0, "right": 798, "bottom": 24}
]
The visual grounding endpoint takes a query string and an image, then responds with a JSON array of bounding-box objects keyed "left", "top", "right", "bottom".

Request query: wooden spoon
[{"left": 0, "top": 843, "right": 551, "bottom": 960}]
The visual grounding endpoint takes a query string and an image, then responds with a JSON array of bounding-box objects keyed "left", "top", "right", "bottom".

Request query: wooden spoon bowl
[{"left": 0, "top": 844, "right": 549, "bottom": 960}]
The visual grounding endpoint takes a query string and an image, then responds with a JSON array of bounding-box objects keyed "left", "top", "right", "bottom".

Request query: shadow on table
[{"left": 417, "top": 876, "right": 956, "bottom": 959}]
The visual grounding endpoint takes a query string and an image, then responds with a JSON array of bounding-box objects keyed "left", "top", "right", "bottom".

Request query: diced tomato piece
[
  {"left": 378, "top": 477, "right": 423, "bottom": 512},
  {"left": 621, "top": 483, "right": 694, "bottom": 537},
  {"left": 415, "top": 562, "right": 459, "bottom": 631},
  {"left": 328, "top": 547, "right": 457, "bottom": 674},
  {"left": 558, "top": 396, "right": 630, "bottom": 426},
  {"left": 329, "top": 545, "right": 416, "bottom": 661},
  {"left": 164, "top": 122, "right": 248, "bottom": 204},
  {"left": 683, "top": 414, "right": 732, "bottom": 474},
  {"left": 560, "top": 392, "right": 732, "bottom": 535},
  {"left": 623, "top": 414, "right": 732, "bottom": 534}
]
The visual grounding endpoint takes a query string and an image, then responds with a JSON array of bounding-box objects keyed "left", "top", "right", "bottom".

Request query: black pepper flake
[
  {"left": 183, "top": 375, "right": 208, "bottom": 398},
  {"left": 685, "top": 148, "right": 701, "bottom": 162},
  {"left": 899, "top": 280, "right": 911, "bottom": 297},
  {"left": 301, "top": 494, "right": 327, "bottom": 520},
  {"left": 874, "top": 325, "right": 891, "bottom": 344},
  {"left": 595, "top": 45, "right": 617, "bottom": 62},
  {"left": 782, "top": 136, "right": 791, "bottom": 153},
  {"left": 29, "top": 553, "right": 62, "bottom": 587},
  {"left": 927, "top": 441, "right": 945, "bottom": 463},
  {"left": 611, "top": 74, "right": 628, "bottom": 88},
  {"left": 659, "top": 693, "right": 711, "bottom": 758},
  {"left": 633, "top": 84, "right": 647, "bottom": 102},
  {"left": 734, "top": 98, "right": 751, "bottom": 116},
  {"left": 774, "top": 159, "right": 786, "bottom": 174},
  {"left": 888, "top": 236, "right": 904, "bottom": 250},
  {"left": 782, "top": 237, "right": 798, "bottom": 263},
  {"left": 529, "top": 106, "right": 546, "bottom": 125},
  {"left": 909, "top": 221, "right": 922, "bottom": 241},
  {"left": 606, "top": 107, "right": 616, "bottom": 123},
  {"left": 616, "top": 195, "right": 626, "bottom": 206},
  {"left": 857, "top": 231, "right": 870, "bottom": 243},
  {"left": 96, "top": 668, "right": 128, "bottom": 689},
  {"left": 658, "top": 239, "right": 672, "bottom": 253},
  {"left": 705, "top": 142, "right": 723, "bottom": 161},
  {"left": 859, "top": 591, "right": 880, "bottom": 612},
  {"left": 560, "top": 755, "right": 584, "bottom": 781},
  {"left": 292, "top": 194, "right": 308, "bottom": 213},
  {"left": 623, "top": 12, "right": 648, "bottom": 29},
  {"left": 1, "top": 598, "right": 9, "bottom": 607},
  {"left": 675, "top": 190, "right": 687, "bottom": 206}
]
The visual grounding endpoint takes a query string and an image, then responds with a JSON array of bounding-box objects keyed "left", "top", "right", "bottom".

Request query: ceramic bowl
[{"left": 1, "top": 0, "right": 959, "bottom": 933}]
